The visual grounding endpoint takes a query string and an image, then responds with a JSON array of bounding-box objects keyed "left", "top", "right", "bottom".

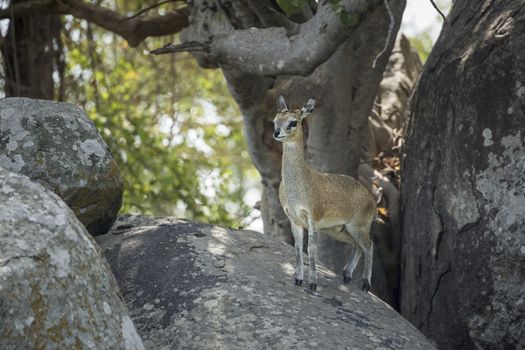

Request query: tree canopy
[{"left": 17, "top": 1, "right": 260, "bottom": 227}]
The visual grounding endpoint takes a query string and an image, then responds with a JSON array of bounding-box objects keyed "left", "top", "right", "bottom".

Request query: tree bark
[
  {"left": 401, "top": 1, "right": 525, "bottom": 348},
  {"left": 1, "top": 1, "right": 62, "bottom": 99}
]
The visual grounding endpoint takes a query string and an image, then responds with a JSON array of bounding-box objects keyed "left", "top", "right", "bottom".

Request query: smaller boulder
[
  {"left": 0, "top": 167, "right": 144, "bottom": 350},
  {"left": 0, "top": 97, "right": 123, "bottom": 235}
]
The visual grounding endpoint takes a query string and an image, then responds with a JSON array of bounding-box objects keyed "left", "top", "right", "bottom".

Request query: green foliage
[
  {"left": 276, "top": 0, "right": 309, "bottom": 15},
  {"left": 404, "top": 0, "right": 451, "bottom": 63},
  {"left": 338, "top": 9, "right": 359, "bottom": 28},
  {"left": 61, "top": 10, "right": 257, "bottom": 227},
  {"left": 328, "top": 0, "right": 359, "bottom": 29},
  {"left": 409, "top": 30, "right": 433, "bottom": 63},
  {"left": 277, "top": 0, "right": 358, "bottom": 28}
]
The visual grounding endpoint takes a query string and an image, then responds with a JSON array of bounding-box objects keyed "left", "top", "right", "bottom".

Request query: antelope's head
[{"left": 273, "top": 95, "right": 315, "bottom": 143}]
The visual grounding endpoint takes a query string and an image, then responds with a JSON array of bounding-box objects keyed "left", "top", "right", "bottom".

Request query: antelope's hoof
[
  {"left": 295, "top": 278, "right": 303, "bottom": 286},
  {"left": 343, "top": 272, "right": 352, "bottom": 284},
  {"left": 309, "top": 283, "right": 317, "bottom": 291},
  {"left": 361, "top": 279, "right": 370, "bottom": 292}
]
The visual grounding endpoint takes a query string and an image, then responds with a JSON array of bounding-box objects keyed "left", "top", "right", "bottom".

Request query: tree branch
[
  {"left": 429, "top": 0, "right": 447, "bottom": 23},
  {"left": 150, "top": 41, "right": 211, "bottom": 55},
  {"left": 0, "top": 0, "right": 190, "bottom": 47},
  {"left": 372, "top": 0, "right": 395, "bottom": 69},
  {"left": 123, "top": 0, "right": 184, "bottom": 21},
  {"left": 152, "top": 0, "right": 383, "bottom": 76}
]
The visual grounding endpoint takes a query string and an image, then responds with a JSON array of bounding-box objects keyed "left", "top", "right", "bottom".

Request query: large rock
[
  {"left": 0, "top": 97, "right": 122, "bottom": 235},
  {"left": 0, "top": 167, "right": 143, "bottom": 350},
  {"left": 401, "top": 1, "right": 525, "bottom": 348},
  {"left": 96, "top": 215, "right": 435, "bottom": 350}
]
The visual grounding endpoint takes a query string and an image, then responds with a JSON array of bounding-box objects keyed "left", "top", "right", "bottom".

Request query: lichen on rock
[
  {"left": 0, "top": 97, "right": 123, "bottom": 235},
  {"left": 0, "top": 167, "right": 144, "bottom": 350},
  {"left": 468, "top": 131, "right": 525, "bottom": 347}
]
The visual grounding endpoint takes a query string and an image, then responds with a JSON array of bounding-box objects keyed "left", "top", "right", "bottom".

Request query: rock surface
[
  {"left": 97, "top": 215, "right": 435, "bottom": 350},
  {"left": 0, "top": 97, "right": 123, "bottom": 235},
  {"left": 401, "top": 1, "right": 525, "bottom": 348},
  {"left": 0, "top": 167, "right": 144, "bottom": 350}
]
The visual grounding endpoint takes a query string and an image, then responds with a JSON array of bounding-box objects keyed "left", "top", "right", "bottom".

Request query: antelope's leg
[
  {"left": 307, "top": 218, "right": 319, "bottom": 291},
  {"left": 291, "top": 221, "right": 304, "bottom": 286},
  {"left": 345, "top": 222, "right": 373, "bottom": 292},
  {"left": 343, "top": 244, "right": 362, "bottom": 283},
  {"left": 361, "top": 239, "right": 373, "bottom": 292}
]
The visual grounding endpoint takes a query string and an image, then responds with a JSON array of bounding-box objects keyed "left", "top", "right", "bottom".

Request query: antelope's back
[{"left": 313, "top": 172, "right": 376, "bottom": 224}]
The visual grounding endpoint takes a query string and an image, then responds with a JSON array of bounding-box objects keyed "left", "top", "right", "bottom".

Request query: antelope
[{"left": 273, "top": 95, "right": 376, "bottom": 292}]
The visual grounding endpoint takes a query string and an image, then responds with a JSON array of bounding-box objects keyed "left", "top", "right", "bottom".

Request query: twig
[
  {"left": 86, "top": 23, "right": 100, "bottom": 109},
  {"left": 150, "top": 41, "right": 211, "bottom": 55},
  {"left": 55, "top": 26, "right": 66, "bottom": 101},
  {"left": 122, "top": 0, "right": 179, "bottom": 21},
  {"left": 372, "top": 0, "right": 395, "bottom": 70},
  {"left": 429, "top": 0, "right": 447, "bottom": 23}
]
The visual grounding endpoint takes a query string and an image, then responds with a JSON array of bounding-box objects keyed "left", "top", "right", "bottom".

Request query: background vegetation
[{"left": 58, "top": 8, "right": 258, "bottom": 227}]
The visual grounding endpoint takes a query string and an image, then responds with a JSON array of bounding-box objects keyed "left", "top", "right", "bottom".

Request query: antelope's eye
[{"left": 287, "top": 120, "right": 297, "bottom": 130}]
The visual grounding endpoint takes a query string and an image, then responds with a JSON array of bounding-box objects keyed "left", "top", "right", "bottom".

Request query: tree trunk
[
  {"left": 1, "top": 1, "right": 62, "bottom": 99},
  {"left": 401, "top": 1, "right": 525, "bottom": 348}
]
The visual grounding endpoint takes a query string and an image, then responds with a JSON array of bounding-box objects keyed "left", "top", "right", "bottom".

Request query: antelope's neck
[{"left": 282, "top": 138, "right": 308, "bottom": 182}]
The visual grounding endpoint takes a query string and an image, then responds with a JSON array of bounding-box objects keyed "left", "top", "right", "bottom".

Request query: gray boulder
[
  {"left": 0, "top": 97, "right": 123, "bottom": 235},
  {"left": 0, "top": 167, "right": 144, "bottom": 350},
  {"left": 96, "top": 215, "right": 435, "bottom": 350}
]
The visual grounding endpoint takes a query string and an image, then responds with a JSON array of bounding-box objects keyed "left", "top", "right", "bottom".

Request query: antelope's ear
[
  {"left": 301, "top": 98, "right": 315, "bottom": 119},
  {"left": 277, "top": 95, "right": 289, "bottom": 112}
]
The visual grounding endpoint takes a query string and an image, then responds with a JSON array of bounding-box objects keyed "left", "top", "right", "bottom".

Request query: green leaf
[
  {"left": 408, "top": 31, "right": 433, "bottom": 63},
  {"left": 276, "top": 0, "right": 309, "bottom": 15},
  {"left": 339, "top": 10, "right": 360, "bottom": 28}
]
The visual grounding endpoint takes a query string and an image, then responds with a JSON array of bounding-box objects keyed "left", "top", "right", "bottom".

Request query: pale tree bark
[
  {"left": 401, "top": 0, "right": 525, "bottom": 348},
  {"left": 159, "top": 0, "right": 390, "bottom": 76}
]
